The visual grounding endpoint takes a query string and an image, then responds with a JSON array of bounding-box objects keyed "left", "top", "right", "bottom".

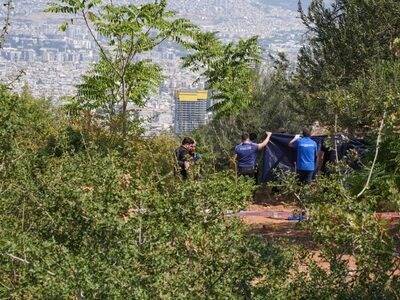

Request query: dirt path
[
  {"left": 243, "top": 184, "right": 313, "bottom": 247},
  {"left": 243, "top": 188, "right": 399, "bottom": 274},
  {"left": 242, "top": 203, "right": 314, "bottom": 248}
]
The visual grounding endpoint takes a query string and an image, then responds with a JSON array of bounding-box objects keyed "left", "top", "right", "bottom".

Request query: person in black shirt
[{"left": 175, "top": 137, "right": 196, "bottom": 180}]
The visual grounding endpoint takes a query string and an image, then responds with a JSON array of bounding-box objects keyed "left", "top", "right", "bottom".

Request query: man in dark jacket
[
  {"left": 175, "top": 137, "right": 196, "bottom": 180},
  {"left": 232, "top": 131, "right": 272, "bottom": 179}
]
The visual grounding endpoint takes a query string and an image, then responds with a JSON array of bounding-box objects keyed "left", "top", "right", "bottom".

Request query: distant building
[{"left": 174, "top": 89, "right": 211, "bottom": 135}]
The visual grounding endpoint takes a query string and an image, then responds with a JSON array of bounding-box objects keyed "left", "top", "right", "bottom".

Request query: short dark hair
[
  {"left": 182, "top": 137, "right": 195, "bottom": 145},
  {"left": 241, "top": 133, "right": 249, "bottom": 141},
  {"left": 276, "top": 127, "right": 286, "bottom": 134},
  {"left": 249, "top": 132, "right": 257, "bottom": 141},
  {"left": 302, "top": 127, "right": 311, "bottom": 137}
]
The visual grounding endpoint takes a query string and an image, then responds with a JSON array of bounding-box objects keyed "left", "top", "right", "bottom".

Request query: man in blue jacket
[
  {"left": 288, "top": 127, "right": 317, "bottom": 185},
  {"left": 232, "top": 131, "right": 272, "bottom": 179}
]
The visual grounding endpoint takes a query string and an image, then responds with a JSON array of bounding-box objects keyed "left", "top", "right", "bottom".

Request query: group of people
[{"left": 175, "top": 127, "right": 318, "bottom": 185}]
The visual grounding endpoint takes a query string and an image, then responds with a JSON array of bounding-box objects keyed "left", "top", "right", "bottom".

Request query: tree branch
[
  {"left": 357, "top": 110, "right": 386, "bottom": 198},
  {"left": 4, "top": 69, "right": 25, "bottom": 88},
  {"left": 0, "top": 0, "right": 12, "bottom": 48},
  {"left": 81, "top": 10, "right": 113, "bottom": 68},
  {"left": 5, "top": 253, "right": 56, "bottom": 276},
  {"left": 334, "top": 113, "right": 339, "bottom": 163}
]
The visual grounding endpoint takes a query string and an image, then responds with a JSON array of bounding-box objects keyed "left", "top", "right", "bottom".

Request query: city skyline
[{"left": 0, "top": 0, "right": 309, "bottom": 134}]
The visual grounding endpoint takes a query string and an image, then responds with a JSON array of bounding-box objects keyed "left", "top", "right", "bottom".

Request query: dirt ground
[
  {"left": 243, "top": 187, "right": 313, "bottom": 249},
  {"left": 242, "top": 187, "right": 399, "bottom": 273}
]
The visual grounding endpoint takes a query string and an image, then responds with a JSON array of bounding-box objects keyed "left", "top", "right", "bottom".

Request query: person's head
[
  {"left": 182, "top": 137, "right": 196, "bottom": 151},
  {"left": 341, "top": 127, "right": 349, "bottom": 134},
  {"left": 276, "top": 127, "right": 286, "bottom": 134},
  {"left": 189, "top": 142, "right": 197, "bottom": 153},
  {"left": 249, "top": 132, "right": 257, "bottom": 142},
  {"left": 302, "top": 127, "right": 312, "bottom": 137},
  {"left": 241, "top": 133, "right": 250, "bottom": 142}
]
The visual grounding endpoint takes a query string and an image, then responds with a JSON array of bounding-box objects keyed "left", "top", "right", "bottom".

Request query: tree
[
  {"left": 182, "top": 32, "right": 263, "bottom": 117},
  {"left": 294, "top": 0, "right": 400, "bottom": 121},
  {"left": 46, "top": 0, "right": 198, "bottom": 137},
  {"left": 191, "top": 54, "right": 303, "bottom": 171}
]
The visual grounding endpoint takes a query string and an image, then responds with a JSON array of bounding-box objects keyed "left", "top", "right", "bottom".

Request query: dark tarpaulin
[{"left": 261, "top": 134, "right": 325, "bottom": 183}]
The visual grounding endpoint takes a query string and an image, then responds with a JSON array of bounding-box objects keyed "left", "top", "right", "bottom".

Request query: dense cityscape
[{"left": 0, "top": 0, "right": 307, "bottom": 134}]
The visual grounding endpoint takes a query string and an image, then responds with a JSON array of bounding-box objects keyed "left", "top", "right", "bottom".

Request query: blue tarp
[
  {"left": 261, "top": 134, "right": 325, "bottom": 183},
  {"left": 260, "top": 134, "right": 366, "bottom": 183}
]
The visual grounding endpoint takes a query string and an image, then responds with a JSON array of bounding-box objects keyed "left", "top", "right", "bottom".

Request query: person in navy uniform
[
  {"left": 288, "top": 127, "right": 318, "bottom": 185},
  {"left": 232, "top": 131, "right": 272, "bottom": 179}
]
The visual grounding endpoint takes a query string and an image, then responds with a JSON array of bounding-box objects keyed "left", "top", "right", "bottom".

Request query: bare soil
[
  {"left": 245, "top": 186, "right": 313, "bottom": 247},
  {"left": 243, "top": 186, "right": 399, "bottom": 273}
]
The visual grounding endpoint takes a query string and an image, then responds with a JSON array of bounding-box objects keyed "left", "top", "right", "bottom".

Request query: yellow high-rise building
[{"left": 174, "top": 89, "right": 210, "bottom": 135}]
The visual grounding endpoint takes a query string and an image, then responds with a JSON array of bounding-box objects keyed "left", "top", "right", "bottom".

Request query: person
[
  {"left": 288, "top": 127, "right": 317, "bottom": 185},
  {"left": 232, "top": 131, "right": 272, "bottom": 179},
  {"left": 249, "top": 132, "right": 259, "bottom": 182},
  {"left": 175, "top": 137, "right": 196, "bottom": 180},
  {"left": 276, "top": 127, "right": 287, "bottom": 134}
]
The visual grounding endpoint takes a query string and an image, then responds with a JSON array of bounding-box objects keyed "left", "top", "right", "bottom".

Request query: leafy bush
[
  {"left": 1, "top": 133, "right": 292, "bottom": 298},
  {"left": 265, "top": 170, "right": 400, "bottom": 299}
]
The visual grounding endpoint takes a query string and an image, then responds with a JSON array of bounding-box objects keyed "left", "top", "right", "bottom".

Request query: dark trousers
[
  {"left": 238, "top": 166, "right": 256, "bottom": 181},
  {"left": 180, "top": 168, "right": 189, "bottom": 180},
  {"left": 297, "top": 170, "right": 314, "bottom": 185}
]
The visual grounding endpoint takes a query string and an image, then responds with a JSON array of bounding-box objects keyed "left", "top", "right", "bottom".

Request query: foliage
[
  {"left": 73, "top": 57, "right": 163, "bottom": 112},
  {"left": 182, "top": 32, "right": 263, "bottom": 117},
  {"left": 294, "top": 0, "right": 400, "bottom": 121},
  {"left": 0, "top": 85, "right": 23, "bottom": 159},
  {"left": 0, "top": 84, "right": 60, "bottom": 164},
  {"left": 317, "top": 59, "right": 400, "bottom": 211},
  {"left": 323, "top": 59, "right": 400, "bottom": 133},
  {"left": 351, "top": 131, "right": 400, "bottom": 212},
  {"left": 2, "top": 0, "right": 400, "bottom": 298},
  {"left": 46, "top": 0, "right": 199, "bottom": 137},
  {"left": 264, "top": 169, "right": 400, "bottom": 299},
  {"left": 191, "top": 56, "right": 303, "bottom": 170},
  {"left": 0, "top": 94, "right": 287, "bottom": 298},
  {"left": 0, "top": 130, "right": 293, "bottom": 298}
]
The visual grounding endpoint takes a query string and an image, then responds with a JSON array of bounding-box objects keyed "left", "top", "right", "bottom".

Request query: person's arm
[
  {"left": 230, "top": 153, "right": 238, "bottom": 169},
  {"left": 258, "top": 131, "right": 272, "bottom": 150},
  {"left": 178, "top": 149, "right": 191, "bottom": 169},
  {"left": 231, "top": 153, "right": 238, "bottom": 161},
  {"left": 177, "top": 160, "right": 185, "bottom": 168},
  {"left": 184, "top": 160, "right": 190, "bottom": 169},
  {"left": 176, "top": 148, "right": 185, "bottom": 168},
  {"left": 288, "top": 134, "right": 301, "bottom": 148}
]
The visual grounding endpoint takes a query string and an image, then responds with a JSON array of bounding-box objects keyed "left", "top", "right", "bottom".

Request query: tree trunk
[{"left": 122, "top": 78, "right": 128, "bottom": 139}]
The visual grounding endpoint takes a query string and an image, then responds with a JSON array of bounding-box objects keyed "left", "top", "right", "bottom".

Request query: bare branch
[
  {"left": 357, "top": 110, "right": 386, "bottom": 198},
  {"left": 5, "top": 253, "right": 56, "bottom": 276},
  {"left": 4, "top": 69, "right": 25, "bottom": 88},
  {"left": 81, "top": 10, "right": 113, "bottom": 67},
  {"left": 334, "top": 114, "right": 339, "bottom": 163},
  {"left": 0, "top": 0, "right": 12, "bottom": 48}
]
